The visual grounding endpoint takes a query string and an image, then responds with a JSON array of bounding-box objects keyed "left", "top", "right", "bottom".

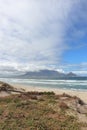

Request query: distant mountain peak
[{"left": 66, "top": 72, "right": 77, "bottom": 77}]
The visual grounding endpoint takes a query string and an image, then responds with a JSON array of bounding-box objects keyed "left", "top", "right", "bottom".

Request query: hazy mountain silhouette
[{"left": 19, "top": 69, "right": 77, "bottom": 79}]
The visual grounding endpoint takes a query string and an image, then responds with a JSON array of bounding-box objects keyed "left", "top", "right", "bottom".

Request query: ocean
[{"left": 0, "top": 77, "right": 87, "bottom": 91}]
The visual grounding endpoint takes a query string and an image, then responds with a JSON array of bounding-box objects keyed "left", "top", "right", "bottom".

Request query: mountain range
[{"left": 18, "top": 69, "right": 77, "bottom": 79}]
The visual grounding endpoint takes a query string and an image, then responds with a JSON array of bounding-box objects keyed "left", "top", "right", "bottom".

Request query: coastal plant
[{"left": 0, "top": 92, "right": 86, "bottom": 130}]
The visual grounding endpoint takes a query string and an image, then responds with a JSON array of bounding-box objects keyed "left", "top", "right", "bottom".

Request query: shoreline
[{"left": 12, "top": 84, "right": 87, "bottom": 103}]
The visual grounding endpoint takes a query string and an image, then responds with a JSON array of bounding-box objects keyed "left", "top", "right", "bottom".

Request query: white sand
[
  {"left": 13, "top": 84, "right": 87, "bottom": 103},
  {"left": 0, "top": 91, "right": 10, "bottom": 97}
]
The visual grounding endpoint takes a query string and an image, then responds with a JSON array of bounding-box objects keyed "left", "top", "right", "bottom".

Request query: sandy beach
[{"left": 13, "top": 84, "right": 87, "bottom": 104}]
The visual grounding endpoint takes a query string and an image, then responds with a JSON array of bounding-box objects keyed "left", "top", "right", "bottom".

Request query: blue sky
[{"left": 0, "top": 0, "right": 87, "bottom": 75}]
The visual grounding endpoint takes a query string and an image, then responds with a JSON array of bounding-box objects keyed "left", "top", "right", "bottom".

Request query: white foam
[{"left": 0, "top": 78, "right": 87, "bottom": 90}]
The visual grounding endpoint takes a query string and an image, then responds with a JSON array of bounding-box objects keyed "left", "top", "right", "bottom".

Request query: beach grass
[{"left": 0, "top": 92, "right": 86, "bottom": 130}]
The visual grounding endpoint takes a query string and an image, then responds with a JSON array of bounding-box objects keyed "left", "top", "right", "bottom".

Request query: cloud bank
[
  {"left": 0, "top": 1, "right": 77, "bottom": 69},
  {"left": 0, "top": 0, "right": 86, "bottom": 75}
]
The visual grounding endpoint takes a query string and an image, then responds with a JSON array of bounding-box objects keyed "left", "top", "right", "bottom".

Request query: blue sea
[{"left": 0, "top": 77, "right": 87, "bottom": 91}]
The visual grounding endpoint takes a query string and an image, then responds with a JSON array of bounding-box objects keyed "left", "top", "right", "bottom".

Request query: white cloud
[
  {"left": 72, "top": 71, "right": 87, "bottom": 76},
  {"left": 0, "top": 0, "right": 83, "bottom": 74},
  {"left": 57, "top": 62, "right": 87, "bottom": 75}
]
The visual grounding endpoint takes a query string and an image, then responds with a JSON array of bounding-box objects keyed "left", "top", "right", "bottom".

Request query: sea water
[{"left": 0, "top": 77, "right": 87, "bottom": 91}]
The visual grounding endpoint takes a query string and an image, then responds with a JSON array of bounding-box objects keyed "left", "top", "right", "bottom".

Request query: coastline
[{"left": 12, "top": 84, "right": 87, "bottom": 103}]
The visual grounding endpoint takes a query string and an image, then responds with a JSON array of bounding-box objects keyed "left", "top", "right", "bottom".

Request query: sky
[{"left": 0, "top": 0, "right": 87, "bottom": 76}]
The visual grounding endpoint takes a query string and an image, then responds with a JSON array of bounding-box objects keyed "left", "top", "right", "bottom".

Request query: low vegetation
[
  {"left": 0, "top": 82, "right": 86, "bottom": 130},
  {"left": 0, "top": 91, "right": 87, "bottom": 130}
]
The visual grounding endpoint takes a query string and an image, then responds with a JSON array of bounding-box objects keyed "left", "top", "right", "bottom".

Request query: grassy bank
[{"left": 0, "top": 91, "right": 87, "bottom": 130}]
